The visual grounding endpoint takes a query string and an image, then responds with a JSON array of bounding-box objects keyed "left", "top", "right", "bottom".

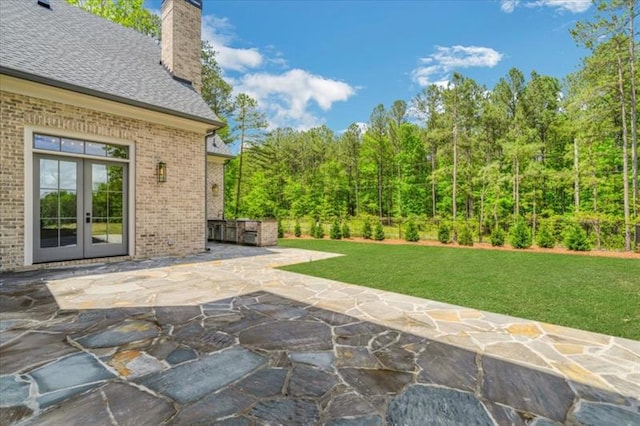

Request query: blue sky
[{"left": 148, "top": 0, "right": 595, "bottom": 132}]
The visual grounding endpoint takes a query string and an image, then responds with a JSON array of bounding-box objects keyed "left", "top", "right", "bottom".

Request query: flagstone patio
[{"left": 1, "top": 244, "right": 638, "bottom": 425}]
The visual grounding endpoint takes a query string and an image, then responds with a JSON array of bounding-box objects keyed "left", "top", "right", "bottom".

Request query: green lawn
[{"left": 278, "top": 239, "right": 640, "bottom": 340}]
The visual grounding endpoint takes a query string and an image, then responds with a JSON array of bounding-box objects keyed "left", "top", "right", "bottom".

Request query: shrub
[
  {"left": 309, "top": 221, "right": 317, "bottom": 238},
  {"left": 277, "top": 220, "right": 284, "bottom": 238},
  {"left": 374, "top": 221, "right": 385, "bottom": 241},
  {"left": 511, "top": 218, "right": 532, "bottom": 249},
  {"left": 404, "top": 220, "right": 420, "bottom": 242},
  {"left": 362, "top": 218, "right": 373, "bottom": 239},
  {"left": 438, "top": 223, "right": 451, "bottom": 244},
  {"left": 536, "top": 223, "right": 555, "bottom": 248},
  {"left": 341, "top": 221, "right": 351, "bottom": 239},
  {"left": 330, "top": 219, "right": 342, "bottom": 240},
  {"left": 458, "top": 224, "right": 474, "bottom": 246},
  {"left": 490, "top": 227, "right": 505, "bottom": 247},
  {"left": 314, "top": 222, "right": 325, "bottom": 239},
  {"left": 565, "top": 225, "right": 591, "bottom": 251},
  {"left": 294, "top": 221, "right": 301, "bottom": 237}
]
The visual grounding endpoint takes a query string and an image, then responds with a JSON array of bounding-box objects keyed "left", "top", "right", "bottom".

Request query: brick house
[{"left": 0, "top": 0, "right": 233, "bottom": 272}]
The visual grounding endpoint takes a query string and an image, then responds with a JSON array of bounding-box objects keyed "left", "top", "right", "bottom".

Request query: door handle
[{"left": 86, "top": 212, "right": 91, "bottom": 223}]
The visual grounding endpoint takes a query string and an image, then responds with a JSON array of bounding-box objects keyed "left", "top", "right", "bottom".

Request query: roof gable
[
  {"left": 0, "top": 0, "right": 223, "bottom": 127},
  {"left": 206, "top": 133, "right": 234, "bottom": 158}
]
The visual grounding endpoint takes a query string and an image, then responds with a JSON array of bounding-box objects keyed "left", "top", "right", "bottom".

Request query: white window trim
[{"left": 24, "top": 126, "right": 136, "bottom": 266}]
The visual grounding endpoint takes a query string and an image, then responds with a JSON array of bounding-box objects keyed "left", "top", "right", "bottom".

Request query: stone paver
[{"left": 0, "top": 244, "right": 639, "bottom": 425}]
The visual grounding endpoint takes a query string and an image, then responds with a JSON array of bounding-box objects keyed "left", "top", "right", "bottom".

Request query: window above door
[{"left": 34, "top": 134, "right": 128, "bottom": 159}]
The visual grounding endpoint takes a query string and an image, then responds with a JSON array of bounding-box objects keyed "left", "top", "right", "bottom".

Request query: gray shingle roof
[
  {"left": 0, "top": 0, "right": 223, "bottom": 127},
  {"left": 206, "top": 133, "right": 234, "bottom": 158}
]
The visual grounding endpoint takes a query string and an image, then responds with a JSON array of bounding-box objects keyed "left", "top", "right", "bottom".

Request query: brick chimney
[{"left": 161, "top": 0, "right": 202, "bottom": 93}]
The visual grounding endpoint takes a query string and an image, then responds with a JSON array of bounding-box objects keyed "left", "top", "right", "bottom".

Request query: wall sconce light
[
  {"left": 156, "top": 161, "right": 167, "bottom": 183},
  {"left": 211, "top": 183, "right": 220, "bottom": 196}
]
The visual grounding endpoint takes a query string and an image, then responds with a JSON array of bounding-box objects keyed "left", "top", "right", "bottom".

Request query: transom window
[{"left": 34, "top": 134, "right": 128, "bottom": 159}]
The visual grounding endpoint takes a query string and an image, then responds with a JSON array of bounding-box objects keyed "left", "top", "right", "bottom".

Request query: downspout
[
  {"left": 222, "top": 159, "right": 231, "bottom": 220},
  {"left": 204, "top": 133, "right": 210, "bottom": 251}
]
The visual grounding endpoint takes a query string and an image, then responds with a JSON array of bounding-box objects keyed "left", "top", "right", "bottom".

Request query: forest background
[{"left": 68, "top": 0, "right": 639, "bottom": 251}]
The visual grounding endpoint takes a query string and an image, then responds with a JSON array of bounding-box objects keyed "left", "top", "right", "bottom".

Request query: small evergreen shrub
[
  {"left": 309, "top": 221, "right": 317, "bottom": 238},
  {"left": 437, "top": 223, "right": 450, "bottom": 244},
  {"left": 374, "top": 221, "right": 385, "bottom": 241},
  {"left": 277, "top": 220, "right": 284, "bottom": 238},
  {"left": 341, "top": 221, "right": 351, "bottom": 239},
  {"left": 458, "top": 224, "right": 474, "bottom": 246},
  {"left": 404, "top": 220, "right": 420, "bottom": 242},
  {"left": 565, "top": 225, "right": 591, "bottom": 251},
  {"left": 330, "top": 219, "right": 342, "bottom": 240},
  {"left": 294, "top": 221, "right": 301, "bottom": 238},
  {"left": 536, "top": 223, "right": 555, "bottom": 248},
  {"left": 362, "top": 218, "right": 373, "bottom": 239},
  {"left": 314, "top": 222, "right": 325, "bottom": 239},
  {"left": 511, "top": 218, "right": 532, "bottom": 249},
  {"left": 490, "top": 227, "right": 505, "bottom": 247}
]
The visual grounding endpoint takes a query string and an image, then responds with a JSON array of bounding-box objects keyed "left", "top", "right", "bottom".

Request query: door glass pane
[
  {"left": 107, "top": 165, "right": 123, "bottom": 191},
  {"left": 38, "top": 159, "right": 78, "bottom": 249},
  {"left": 92, "top": 164, "right": 107, "bottom": 244},
  {"left": 40, "top": 159, "right": 59, "bottom": 189},
  {"left": 107, "top": 219, "right": 123, "bottom": 244},
  {"left": 92, "top": 190, "right": 108, "bottom": 218},
  {"left": 59, "top": 219, "right": 77, "bottom": 247},
  {"left": 59, "top": 161, "right": 77, "bottom": 191},
  {"left": 40, "top": 190, "right": 57, "bottom": 219},
  {"left": 59, "top": 191, "right": 77, "bottom": 219},
  {"left": 91, "top": 163, "right": 124, "bottom": 246},
  {"left": 40, "top": 218, "right": 58, "bottom": 248},
  {"left": 91, "top": 218, "right": 108, "bottom": 244},
  {"left": 92, "top": 164, "right": 108, "bottom": 191},
  {"left": 108, "top": 192, "right": 123, "bottom": 217}
]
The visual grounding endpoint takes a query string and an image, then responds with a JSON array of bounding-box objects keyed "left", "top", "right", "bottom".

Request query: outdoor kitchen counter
[{"left": 207, "top": 219, "right": 277, "bottom": 247}]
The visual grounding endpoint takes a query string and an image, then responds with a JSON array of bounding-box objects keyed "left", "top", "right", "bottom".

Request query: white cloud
[
  {"left": 411, "top": 45, "right": 503, "bottom": 87},
  {"left": 501, "top": 0, "right": 591, "bottom": 13},
  {"left": 500, "top": 0, "right": 519, "bottom": 13},
  {"left": 526, "top": 0, "right": 592, "bottom": 13},
  {"left": 201, "top": 15, "right": 263, "bottom": 72},
  {"left": 235, "top": 69, "right": 356, "bottom": 130},
  {"left": 338, "top": 122, "right": 368, "bottom": 135},
  {"left": 199, "top": 14, "right": 355, "bottom": 130}
]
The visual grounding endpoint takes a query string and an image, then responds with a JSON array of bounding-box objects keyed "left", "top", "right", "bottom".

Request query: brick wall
[
  {"left": 0, "top": 90, "right": 207, "bottom": 271},
  {"left": 259, "top": 220, "right": 278, "bottom": 247},
  {"left": 161, "top": 0, "right": 202, "bottom": 93},
  {"left": 206, "top": 159, "right": 225, "bottom": 219},
  {"left": 0, "top": 92, "right": 25, "bottom": 271}
]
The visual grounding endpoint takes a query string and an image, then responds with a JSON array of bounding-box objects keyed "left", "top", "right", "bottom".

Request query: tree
[
  {"left": 404, "top": 219, "right": 420, "bottom": 242},
  {"left": 413, "top": 85, "right": 447, "bottom": 218},
  {"left": 341, "top": 123, "right": 363, "bottom": 216},
  {"left": 494, "top": 68, "right": 528, "bottom": 216},
  {"left": 66, "top": 0, "right": 160, "bottom": 38},
  {"left": 388, "top": 100, "right": 408, "bottom": 216},
  {"left": 201, "top": 42, "right": 234, "bottom": 119},
  {"left": 368, "top": 105, "right": 390, "bottom": 219},
  {"left": 232, "top": 94, "right": 267, "bottom": 217},
  {"left": 572, "top": 1, "right": 638, "bottom": 250},
  {"left": 441, "top": 73, "right": 482, "bottom": 223}
]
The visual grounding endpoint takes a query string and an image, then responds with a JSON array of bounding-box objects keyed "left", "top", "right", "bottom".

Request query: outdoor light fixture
[
  {"left": 156, "top": 161, "right": 167, "bottom": 183},
  {"left": 211, "top": 183, "right": 220, "bottom": 196}
]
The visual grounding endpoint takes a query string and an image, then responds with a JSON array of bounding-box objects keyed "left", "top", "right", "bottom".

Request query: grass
[{"left": 278, "top": 239, "right": 640, "bottom": 340}]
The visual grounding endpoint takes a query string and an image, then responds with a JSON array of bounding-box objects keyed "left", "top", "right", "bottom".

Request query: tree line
[
  {"left": 65, "top": 0, "right": 637, "bottom": 250},
  {"left": 225, "top": 0, "right": 638, "bottom": 251}
]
